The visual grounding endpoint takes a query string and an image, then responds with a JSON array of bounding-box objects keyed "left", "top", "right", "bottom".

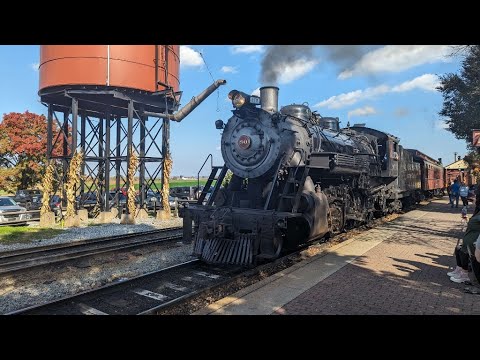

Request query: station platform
[{"left": 194, "top": 199, "right": 480, "bottom": 315}]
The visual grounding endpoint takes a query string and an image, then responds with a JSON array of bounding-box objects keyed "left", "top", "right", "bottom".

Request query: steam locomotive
[{"left": 186, "top": 86, "right": 444, "bottom": 265}]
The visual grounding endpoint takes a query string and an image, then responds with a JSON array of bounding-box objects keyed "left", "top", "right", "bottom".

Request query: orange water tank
[{"left": 39, "top": 45, "right": 180, "bottom": 93}]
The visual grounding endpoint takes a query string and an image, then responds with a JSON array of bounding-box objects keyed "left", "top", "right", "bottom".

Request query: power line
[{"left": 200, "top": 52, "right": 220, "bottom": 112}]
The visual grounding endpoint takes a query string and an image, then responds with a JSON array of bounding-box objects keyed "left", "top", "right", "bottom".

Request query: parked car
[
  {"left": 146, "top": 190, "right": 177, "bottom": 210},
  {"left": 13, "top": 189, "right": 43, "bottom": 210},
  {"left": 170, "top": 186, "right": 202, "bottom": 201},
  {"left": 76, "top": 192, "right": 100, "bottom": 210},
  {"left": 31, "top": 194, "right": 63, "bottom": 217},
  {"left": 109, "top": 192, "right": 140, "bottom": 212},
  {"left": 0, "top": 196, "right": 31, "bottom": 225}
]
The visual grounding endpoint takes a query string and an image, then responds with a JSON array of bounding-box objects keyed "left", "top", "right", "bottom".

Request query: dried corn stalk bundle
[
  {"left": 162, "top": 153, "right": 173, "bottom": 212},
  {"left": 127, "top": 148, "right": 139, "bottom": 217},
  {"left": 40, "top": 160, "right": 55, "bottom": 216},
  {"left": 65, "top": 150, "right": 84, "bottom": 218}
]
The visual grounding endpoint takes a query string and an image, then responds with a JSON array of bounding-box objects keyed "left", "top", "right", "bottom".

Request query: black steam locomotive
[{"left": 185, "top": 86, "right": 444, "bottom": 265}]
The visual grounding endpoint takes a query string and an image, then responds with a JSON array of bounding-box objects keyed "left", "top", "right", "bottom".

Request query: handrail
[{"left": 197, "top": 154, "right": 213, "bottom": 191}]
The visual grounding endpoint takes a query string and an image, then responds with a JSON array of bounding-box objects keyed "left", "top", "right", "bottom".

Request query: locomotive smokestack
[{"left": 260, "top": 86, "right": 279, "bottom": 113}]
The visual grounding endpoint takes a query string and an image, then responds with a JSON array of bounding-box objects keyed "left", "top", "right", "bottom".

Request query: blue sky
[{"left": 0, "top": 45, "right": 469, "bottom": 176}]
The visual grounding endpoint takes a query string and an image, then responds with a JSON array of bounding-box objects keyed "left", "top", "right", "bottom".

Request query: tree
[
  {"left": 438, "top": 46, "right": 480, "bottom": 188},
  {"left": 0, "top": 111, "right": 62, "bottom": 191},
  {"left": 438, "top": 45, "right": 480, "bottom": 146}
]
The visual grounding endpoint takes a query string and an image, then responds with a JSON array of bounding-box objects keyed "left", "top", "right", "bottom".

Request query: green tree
[
  {"left": 438, "top": 45, "right": 480, "bottom": 146},
  {"left": 438, "top": 46, "right": 480, "bottom": 185}
]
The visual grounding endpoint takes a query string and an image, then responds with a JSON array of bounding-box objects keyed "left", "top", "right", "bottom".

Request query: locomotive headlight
[
  {"left": 228, "top": 90, "right": 239, "bottom": 100},
  {"left": 233, "top": 93, "right": 246, "bottom": 108},
  {"left": 228, "top": 89, "right": 260, "bottom": 109}
]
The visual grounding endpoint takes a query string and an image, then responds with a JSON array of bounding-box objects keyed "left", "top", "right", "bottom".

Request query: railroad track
[
  {"left": 8, "top": 260, "right": 244, "bottom": 315},
  {"left": 7, "top": 203, "right": 427, "bottom": 315},
  {"left": 0, "top": 227, "right": 183, "bottom": 276}
]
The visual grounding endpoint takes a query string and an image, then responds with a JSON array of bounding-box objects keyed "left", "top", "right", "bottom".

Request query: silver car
[{"left": 0, "top": 197, "right": 31, "bottom": 225}]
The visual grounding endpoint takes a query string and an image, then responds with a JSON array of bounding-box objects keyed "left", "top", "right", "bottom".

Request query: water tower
[{"left": 39, "top": 45, "right": 224, "bottom": 214}]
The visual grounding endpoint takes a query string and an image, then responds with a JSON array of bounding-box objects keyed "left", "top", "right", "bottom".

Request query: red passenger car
[{"left": 406, "top": 149, "right": 445, "bottom": 196}]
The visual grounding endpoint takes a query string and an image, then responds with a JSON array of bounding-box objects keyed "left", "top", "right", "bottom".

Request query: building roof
[{"left": 445, "top": 159, "right": 469, "bottom": 170}]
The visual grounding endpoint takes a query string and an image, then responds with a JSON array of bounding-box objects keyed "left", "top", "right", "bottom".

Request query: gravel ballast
[
  {"left": 0, "top": 217, "right": 190, "bottom": 314},
  {"left": 0, "top": 217, "right": 183, "bottom": 252}
]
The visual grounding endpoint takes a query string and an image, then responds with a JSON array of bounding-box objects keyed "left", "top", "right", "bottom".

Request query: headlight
[
  {"left": 233, "top": 93, "right": 246, "bottom": 108},
  {"left": 228, "top": 90, "right": 238, "bottom": 100}
]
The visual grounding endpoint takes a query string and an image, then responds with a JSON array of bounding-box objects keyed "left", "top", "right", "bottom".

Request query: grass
[{"left": 0, "top": 225, "right": 63, "bottom": 245}]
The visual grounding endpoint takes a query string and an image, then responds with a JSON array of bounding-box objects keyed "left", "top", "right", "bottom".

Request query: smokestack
[
  {"left": 260, "top": 86, "right": 279, "bottom": 113},
  {"left": 454, "top": 152, "right": 457, "bottom": 162}
]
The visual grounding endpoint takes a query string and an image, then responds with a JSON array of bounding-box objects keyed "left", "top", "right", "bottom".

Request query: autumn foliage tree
[{"left": 0, "top": 111, "right": 62, "bottom": 191}]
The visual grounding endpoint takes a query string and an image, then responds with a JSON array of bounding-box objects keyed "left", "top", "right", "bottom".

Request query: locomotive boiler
[{"left": 186, "top": 86, "right": 438, "bottom": 265}]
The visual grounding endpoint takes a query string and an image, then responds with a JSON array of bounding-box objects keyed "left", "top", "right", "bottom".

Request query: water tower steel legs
[
  {"left": 125, "top": 100, "right": 134, "bottom": 216},
  {"left": 62, "top": 110, "right": 69, "bottom": 207},
  {"left": 98, "top": 115, "right": 104, "bottom": 212},
  {"left": 44, "top": 90, "right": 171, "bottom": 220},
  {"left": 80, "top": 111, "right": 86, "bottom": 196},
  {"left": 104, "top": 111, "right": 111, "bottom": 212},
  {"left": 139, "top": 115, "right": 146, "bottom": 207},
  {"left": 115, "top": 115, "right": 121, "bottom": 213}
]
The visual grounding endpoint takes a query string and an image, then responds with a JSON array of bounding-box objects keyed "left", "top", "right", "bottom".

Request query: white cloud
[
  {"left": 315, "top": 85, "right": 389, "bottom": 109},
  {"left": 348, "top": 106, "right": 377, "bottom": 118},
  {"left": 31, "top": 62, "right": 39, "bottom": 72},
  {"left": 216, "top": 145, "right": 221, "bottom": 151},
  {"left": 339, "top": 45, "right": 453, "bottom": 79},
  {"left": 221, "top": 66, "right": 238, "bottom": 74},
  {"left": 435, "top": 119, "right": 449, "bottom": 130},
  {"left": 251, "top": 88, "right": 260, "bottom": 96},
  {"left": 231, "top": 45, "right": 265, "bottom": 54},
  {"left": 391, "top": 74, "right": 440, "bottom": 92},
  {"left": 277, "top": 58, "right": 318, "bottom": 84},
  {"left": 316, "top": 73, "right": 441, "bottom": 109},
  {"left": 180, "top": 46, "right": 203, "bottom": 68}
]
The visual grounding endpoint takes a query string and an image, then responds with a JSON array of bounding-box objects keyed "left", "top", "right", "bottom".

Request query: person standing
[
  {"left": 451, "top": 179, "right": 460, "bottom": 208},
  {"left": 450, "top": 205, "right": 480, "bottom": 283},
  {"left": 447, "top": 182, "right": 453, "bottom": 206},
  {"left": 459, "top": 181, "right": 469, "bottom": 207}
]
